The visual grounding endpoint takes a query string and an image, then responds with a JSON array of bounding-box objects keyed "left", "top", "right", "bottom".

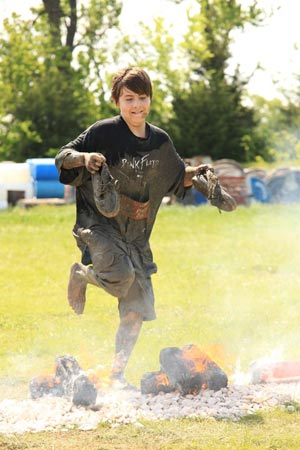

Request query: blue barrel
[
  {"left": 250, "top": 177, "right": 270, "bottom": 203},
  {"left": 34, "top": 180, "right": 65, "bottom": 199},
  {"left": 26, "top": 158, "right": 59, "bottom": 181},
  {"left": 192, "top": 187, "right": 208, "bottom": 205}
]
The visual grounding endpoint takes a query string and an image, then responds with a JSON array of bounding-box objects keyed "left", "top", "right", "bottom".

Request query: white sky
[{"left": 1, "top": 0, "right": 300, "bottom": 100}]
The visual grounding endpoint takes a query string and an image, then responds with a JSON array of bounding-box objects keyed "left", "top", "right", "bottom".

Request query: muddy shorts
[{"left": 74, "top": 225, "right": 156, "bottom": 321}]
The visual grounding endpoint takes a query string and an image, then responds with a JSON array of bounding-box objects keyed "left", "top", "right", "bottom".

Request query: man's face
[{"left": 116, "top": 87, "right": 151, "bottom": 130}]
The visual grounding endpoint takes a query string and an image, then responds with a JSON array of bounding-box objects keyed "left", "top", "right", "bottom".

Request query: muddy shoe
[
  {"left": 192, "top": 173, "right": 210, "bottom": 198},
  {"left": 210, "top": 188, "right": 237, "bottom": 212},
  {"left": 92, "top": 163, "right": 120, "bottom": 218},
  {"left": 192, "top": 169, "right": 237, "bottom": 212},
  {"left": 67, "top": 262, "right": 87, "bottom": 314}
]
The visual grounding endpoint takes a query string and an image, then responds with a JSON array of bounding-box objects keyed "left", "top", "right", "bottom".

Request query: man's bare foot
[{"left": 67, "top": 262, "right": 87, "bottom": 314}]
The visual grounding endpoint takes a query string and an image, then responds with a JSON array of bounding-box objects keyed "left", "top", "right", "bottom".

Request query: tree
[
  {"left": 0, "top": 0, "right": 122, "bottom": 161},
  {"left": 113, "top": 0, "right": 269, "bottom": 162},
  {"left": 252, "top": 78, "right": 300, "bottom": 163},
  {"left": 168, "top": 0, "right": 268, "bottom": 162},
  {"left": 170, "top": 66, "right": 268, "bottom": 162}
]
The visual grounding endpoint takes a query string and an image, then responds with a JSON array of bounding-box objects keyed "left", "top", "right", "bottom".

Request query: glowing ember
[
  {"left": 141, "top": 344, "right": 228, "bottom": 395},
  {"left": 155, "top": 372, "right": 170, "bottom": 386},
  {"left": 181, "top": 344, "right": 211, "bottom": 373}
]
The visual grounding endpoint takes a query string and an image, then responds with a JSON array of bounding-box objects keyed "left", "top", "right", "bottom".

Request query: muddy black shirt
[{"left": 56, "top": 116, "right": 186, "bottom": 271}]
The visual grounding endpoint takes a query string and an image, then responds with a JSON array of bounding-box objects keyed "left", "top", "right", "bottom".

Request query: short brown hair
[{"left": 111, "top": 67, "right": 153, "bottom": 103}]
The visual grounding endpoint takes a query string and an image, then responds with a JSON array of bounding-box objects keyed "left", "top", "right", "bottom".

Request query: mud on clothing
[{"left": 55, "top": 115, "right": 186, "bottom": 320}]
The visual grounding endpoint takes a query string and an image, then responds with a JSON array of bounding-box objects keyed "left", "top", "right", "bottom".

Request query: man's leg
[
  {"left": 109, "top": 273, "right": 156, "bottom": 388},
  {"left": 110, "top": 311, "right": 143, "bottom": 387},
  {"left": 68, "top": 228, "right": 135, "bottom": 314}
]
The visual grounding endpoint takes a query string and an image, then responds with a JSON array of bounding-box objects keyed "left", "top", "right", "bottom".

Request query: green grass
[
  {"left": 1, "top": 410, "right": 300, "bottom": 449},
  {"left": 1, "top": 202, "right": 300, "bottom": 448}
]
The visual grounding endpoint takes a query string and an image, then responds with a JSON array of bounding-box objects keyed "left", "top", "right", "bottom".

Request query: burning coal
[
  {"left": 29, "top": 346, "right": 228, "bottom": 403},
  {"left": 29, "top": 355, "right": 97, "bottom": 406},
  {"left": 141, "top": 344, "right": 228, "bottom": 395},
  {"left": 29, "top": 347, "right": 300, "bottom": 413},
  {"left": 3, "top": 349, "right": 300, "bottom": 433}
]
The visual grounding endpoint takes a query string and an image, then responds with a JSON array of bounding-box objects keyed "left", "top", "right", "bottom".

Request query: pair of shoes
[
  {"left": 109, "top": 375, "right": 139, "bottom": 392},
  {"left": 92, "top": 163, "right": 120, "bottom": 218},
  {"left": 192, "top": 169, "right": 237, "bottom": 212},
  {"left": 67, "top": 262, "right": 87, "bottom": 315}
]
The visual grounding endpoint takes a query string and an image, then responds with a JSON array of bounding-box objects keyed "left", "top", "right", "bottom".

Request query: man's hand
[
  {"left": 184, "top": 164, "right": 212, "bottom": 187},
  {"left": 83, "top": 152, "right": 106, "bottom": 174}
]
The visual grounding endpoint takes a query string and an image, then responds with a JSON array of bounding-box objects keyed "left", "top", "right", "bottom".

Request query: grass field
[{"left": 1, "top": 202, "right": 300, "bottom": 448}]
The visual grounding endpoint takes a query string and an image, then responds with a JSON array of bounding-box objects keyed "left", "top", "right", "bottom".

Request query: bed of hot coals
[
  {"left": 1, "top": 347, "right": 300, "bottom": 434},
  {"left": 1, "top": 382, "right": 300, "bottom": 434}
]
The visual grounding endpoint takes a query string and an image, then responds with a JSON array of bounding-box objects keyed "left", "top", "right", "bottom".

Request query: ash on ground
[{"left": 1, "top": 382, "right": 300, "bottom": 434}]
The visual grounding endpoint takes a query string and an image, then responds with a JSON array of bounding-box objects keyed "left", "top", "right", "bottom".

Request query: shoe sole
[{"left": 67, "top": 263, "right": 87, "bottom": 314}]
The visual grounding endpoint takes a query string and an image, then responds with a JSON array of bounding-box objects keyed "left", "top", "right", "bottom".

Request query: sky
[{"left": 1, "top": 0, "right": 300, "bottom": 100}]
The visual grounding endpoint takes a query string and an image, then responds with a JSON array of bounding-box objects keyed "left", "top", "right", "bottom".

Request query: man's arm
[{"left": 62, "top": 150, "right": 106, "bottom": 174}]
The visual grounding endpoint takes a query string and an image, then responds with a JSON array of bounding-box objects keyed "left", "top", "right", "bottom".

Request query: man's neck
[{"left": 128, "top": 123, "right": 147, "bottom": 138}]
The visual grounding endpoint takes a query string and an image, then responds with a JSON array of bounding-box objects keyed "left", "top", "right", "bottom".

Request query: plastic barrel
[
  {"left": 0, "top": 181, "right": 34, "bottom": 207},
  {"left": 250, "top": 177, "right": 270, "bottom": 203},
  {"left": 0, "top": 184, "right": 8, "bottom": 209},
  {"left": 34, "top": 180, "right": 65, "bottom": 199},
  {"left": 26, "top": 158, "right": 59, "bottom": 181},
  {"left": 192, "top": 187, "right": 208, "bottom": 205},
  {"left": 0, "top": 162, "right": 31, "bottom": 183}
]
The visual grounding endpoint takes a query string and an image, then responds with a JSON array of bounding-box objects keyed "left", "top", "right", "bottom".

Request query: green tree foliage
[
  {"left": 114, "top": 0, "right": 269, "bottom": 163},
  {"left": 0, "top": 0, "right": 122, "bottom": 162},
  {"left": 168, "top": 0, "right": 267, "bottom": 162},
  {"left": 252, "top": 79, "right": 300, "bottom": 163},
  {"left": 1, "top": 0, "right": 298, "bottom": 165}
]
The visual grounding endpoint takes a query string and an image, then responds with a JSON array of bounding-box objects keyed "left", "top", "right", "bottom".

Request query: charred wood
[{"left": 29, "top": 355, "right": 97, "bottom": 406}]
